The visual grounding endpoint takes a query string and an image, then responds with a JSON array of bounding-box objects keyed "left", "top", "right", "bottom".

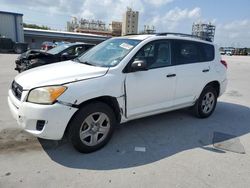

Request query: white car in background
[
  {"left": 226, "top": 51, "right": 232, "bottom": 56},
  {"left": 8, "top": 33, "right": 228, "bottom": 153}
]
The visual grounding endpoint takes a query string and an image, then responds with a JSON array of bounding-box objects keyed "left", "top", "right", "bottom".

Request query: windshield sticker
[{"left": 120, "top": 43, "right": 134, "bottom": 50}]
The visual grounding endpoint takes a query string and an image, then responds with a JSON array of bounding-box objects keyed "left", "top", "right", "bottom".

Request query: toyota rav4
[{"left": 8, "top": 33, "right": 228, "bottom": 153}]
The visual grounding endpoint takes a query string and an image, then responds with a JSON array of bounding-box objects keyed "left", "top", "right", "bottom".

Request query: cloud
[
  {"left": 148, "top": 7, "right": 201, "bottom": 31},
  {"left": 144, "top": 0, "right": 174, "bottom": 7},
  {"left": 2, "top": 0, "right": 249, "bottom": 47},
  {"left": 77, "top": 0, "right": 145, "bottom": 22},
  {"left": 215, "top": 19, "right": 250, "bottom": 47}
]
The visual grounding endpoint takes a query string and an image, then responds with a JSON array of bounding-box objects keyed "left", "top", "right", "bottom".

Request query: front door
[{"left": 125, "top": 40, "right": 176, "bottom": 118}]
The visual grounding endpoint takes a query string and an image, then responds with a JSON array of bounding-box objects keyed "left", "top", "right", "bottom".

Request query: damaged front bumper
[
  {"left": 8, "top": 89, "right": 78, "bottom": 140},
  {"left": 15, "top": 59, "right": 30, "bottom": 72}
]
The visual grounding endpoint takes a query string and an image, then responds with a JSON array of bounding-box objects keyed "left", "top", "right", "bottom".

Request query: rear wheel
[
  {"left": 14, "top": 46, "right": 23, "bottom": 54},
  {"left": 193, "top": 86, "right": 217, "bottom": 118},
  {"left": 68, "top": 102, "right": 116, "bottom": 153}
]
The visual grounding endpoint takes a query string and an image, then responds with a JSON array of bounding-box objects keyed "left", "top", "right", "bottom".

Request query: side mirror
[{"left": 131, "top": 60, "right": 148, "bottom": 72}]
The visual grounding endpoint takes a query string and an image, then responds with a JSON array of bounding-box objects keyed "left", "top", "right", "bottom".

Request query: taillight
[{"left": 220, "top": 60, "right": 227, "bottom": 69}]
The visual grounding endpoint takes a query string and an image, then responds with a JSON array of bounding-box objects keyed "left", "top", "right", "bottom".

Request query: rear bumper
[
  {"left": 219, "top": 78, "right": 228, "bottom": 97},
  {"left": 8, "top": 89, "right": 77, "bottom": 140}
]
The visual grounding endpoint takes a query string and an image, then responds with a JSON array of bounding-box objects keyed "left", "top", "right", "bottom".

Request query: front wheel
[
  {"left": 193, "top": 86, "right": 217, "bottom": 118},
  {"left": 68, "top": 102, "right": 116, "bottom": 153}
]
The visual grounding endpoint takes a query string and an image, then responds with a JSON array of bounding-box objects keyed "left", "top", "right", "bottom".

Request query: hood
[
  {"left": 18, "top": 50, "right": 52, "bottom": 60},
  {"left": 15, "top": 60, "right": 109, "bottom": 90}
]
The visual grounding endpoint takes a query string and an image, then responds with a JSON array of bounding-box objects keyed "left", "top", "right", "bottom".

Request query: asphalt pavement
[{"left": 0, "top": 54, "right": 250, "bottom": 188}]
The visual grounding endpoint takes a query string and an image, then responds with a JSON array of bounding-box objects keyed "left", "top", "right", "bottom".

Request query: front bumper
[
  {"left": 15, "top": 59, "right": 29, "bottom": 72},
  {"left": 8, "top": 89, "right": 78, "bottom": 140}
]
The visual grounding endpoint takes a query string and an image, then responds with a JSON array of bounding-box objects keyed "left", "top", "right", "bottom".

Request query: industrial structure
[
  {"left": 122, "top": 7, "right": 139, "bottom": 36},
  {"left": 67, "top": 7, "right": 139, "bottom": 37},
  {"left": 192, "top": 22, "right": 216, "bottom": 42},
  {"left": 67, "top": 18, "right": 122, "bottom": 36},
  {"left": 0, "top": 11, "right": 24, "bottom": 42},
  {"left": 141, "top": 25, "right": 156, "bottom": 34}
]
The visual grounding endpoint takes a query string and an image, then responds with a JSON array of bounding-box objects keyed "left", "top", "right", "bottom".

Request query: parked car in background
[
  {"left": 41, "top": 41, "right": 55, "bottom": 51},
  {"left": 8, "top": 33, "right": 227, "bottom": 153},
  {"left": 220, "top": 50, "right": 226, "bottom": 55},
  {"left": 225, "top": 51, "right": 232, "bottom": 56},
  {"left": 54, "top": 41, "right": 70, "bottom": 47},
  {"left": 0, "top": 37, "right": 28, "bottom": 54},
  {"left": 15, "top": 42, "right": 95, "bottom": 72}
]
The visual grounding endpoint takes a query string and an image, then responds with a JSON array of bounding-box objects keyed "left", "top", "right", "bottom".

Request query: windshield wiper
[
  {"left": 81, "top": 61, "right": 96, "bottom": 66},
  {"left": 73, "top": 58, "right": 96, "bottom": 66}
]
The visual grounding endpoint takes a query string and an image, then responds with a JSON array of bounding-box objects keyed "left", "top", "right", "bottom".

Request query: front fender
[{"left": 58, "top": 74, "right": 125, "bottom": 107}]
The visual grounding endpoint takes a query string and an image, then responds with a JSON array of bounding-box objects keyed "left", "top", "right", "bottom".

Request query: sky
[{"left": 0, "top": 0, "right": 250, "bottom": 47}]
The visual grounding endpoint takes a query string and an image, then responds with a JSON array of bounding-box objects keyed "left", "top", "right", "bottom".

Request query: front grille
[{"left": 11, "top": 81, "right": 23, "bottom": 100}]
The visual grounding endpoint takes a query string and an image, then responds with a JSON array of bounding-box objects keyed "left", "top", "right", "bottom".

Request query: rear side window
[
  {"left": 200, "top": 43, "right": 214, "bottom": 62},
  {"left": 172, "top": 40, "right": 214, "bottom": 65}
]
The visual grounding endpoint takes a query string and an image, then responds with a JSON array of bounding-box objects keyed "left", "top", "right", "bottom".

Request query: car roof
[
  {"left": 120, "top": 34, "right": 154, "bottom": 40},
  {"left": 120, "top": 33, "right": 214, "bottom": 44}
]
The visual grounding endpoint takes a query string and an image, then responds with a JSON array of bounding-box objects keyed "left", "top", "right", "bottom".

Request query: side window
[
  {"left": 64, "top": 46, "right": 85, "bottom": 56},
  {"left": 173, "top": 40, "right": 215, "bottom": 65},
  {"left": 64, "top": 47, "right": 77, "bottom": 56},
  {"left": 173, "top": 40, "right": 199, "bottom": 64},
  {"left": 200, "top": 43, "right": 214, "bottom": 62},
  {"left": 86, "top": 45, "right": 94, "bottom": 50},
  {"left": 133, "top": 41, "right": 171, "bottom": 69},
  {"left": 75, "top": 46, "right": 85, "bottom": 55}
]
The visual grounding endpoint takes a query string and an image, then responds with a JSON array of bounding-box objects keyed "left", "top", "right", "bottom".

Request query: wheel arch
[
  {"left": 64, "top": 96, "right": 122, "bottom": 137},
  {"left": 204, "top": 80, "right": 220, "bottom": 97}
]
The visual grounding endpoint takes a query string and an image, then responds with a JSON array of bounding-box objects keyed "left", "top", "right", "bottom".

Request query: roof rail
[{"left": 155, "top": 32, "right": 212, "bottom": 42}]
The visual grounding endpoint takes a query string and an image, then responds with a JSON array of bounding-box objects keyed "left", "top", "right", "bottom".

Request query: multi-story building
[{"left": 122, "top": 7, "right": 139, "bottom": 36}]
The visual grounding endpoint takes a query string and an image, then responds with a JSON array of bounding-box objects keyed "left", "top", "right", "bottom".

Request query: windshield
[
  {"left": 77, "top": 38, "right": 141, "bottom": 67},
  {"left": 47, "top": 44, "right": 71, "bottom": 55}
]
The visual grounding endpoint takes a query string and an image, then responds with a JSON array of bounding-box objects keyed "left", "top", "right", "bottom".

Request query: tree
[{"left": 23, "top": 23, "right": 51, "bottom": 30}]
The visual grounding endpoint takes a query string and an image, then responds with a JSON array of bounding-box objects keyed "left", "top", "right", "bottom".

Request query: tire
[
  {"left": 68, "top": 102, "right": 116, "bottom": 153},
  {"left": 14, "top": 47, "right": 23, "bottom": 54},
  {"left": 193, "top": 86, "right": 218, "bottom": 118}
]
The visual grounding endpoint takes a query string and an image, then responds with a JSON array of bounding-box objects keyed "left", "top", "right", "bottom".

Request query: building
[
  {"left": 122, "top": 7, "right": 139, "bottom": 36},
  {"left": 109, "top": 21, "right": 122, "bottom": 36},
  {"left": 0, "top": 11, "right": 109, "bottom": 49},
  {"left": 0, "top": 11, "right": 24, "bottom": 42},
  {"left": 192, "top": 22, "right": 216, "bottom": 42},
  {"left": 24, "top": 28, "right": 109, "bottom": 49}
]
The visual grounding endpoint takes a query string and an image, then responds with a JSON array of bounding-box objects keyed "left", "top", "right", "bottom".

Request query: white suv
[{"left": 8, "top": 33, "right": 228, "bottom": 153}]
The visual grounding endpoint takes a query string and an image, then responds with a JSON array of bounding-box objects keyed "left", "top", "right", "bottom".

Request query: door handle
[
  {"left": 202, "top": 69, "right": 210, "bottom": 73},
  {"left": 166, "top": 74, "right": 176, "bottom": 77}
]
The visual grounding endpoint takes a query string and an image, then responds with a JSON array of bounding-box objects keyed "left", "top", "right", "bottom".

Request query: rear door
[{"left": 172, "top": 40, "right": 213, "bottom": 106}]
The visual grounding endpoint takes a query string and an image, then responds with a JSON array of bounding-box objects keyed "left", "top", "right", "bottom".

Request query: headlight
[{"left": 27, "top": 86, "right": 67, "bottom": 104}]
